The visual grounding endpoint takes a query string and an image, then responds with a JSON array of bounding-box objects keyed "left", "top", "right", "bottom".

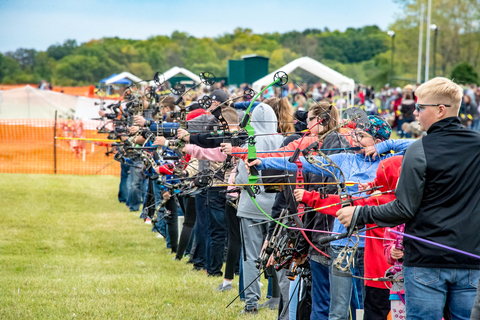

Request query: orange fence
[{"left": 0, "top": 118, "right": 120, "bottom": 176}]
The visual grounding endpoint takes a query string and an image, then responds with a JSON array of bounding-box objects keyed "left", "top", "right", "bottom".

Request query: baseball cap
[{"left": 209, "top": 89, "right": 229, "bottom": 103}]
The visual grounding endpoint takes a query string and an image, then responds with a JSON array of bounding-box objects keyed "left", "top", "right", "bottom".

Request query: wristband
[
  {"left": 145, "top": 120, "right": 151, "bottom": 127},
  {"left": 164, "top": 139, "right": 169, "bottom": 148}
]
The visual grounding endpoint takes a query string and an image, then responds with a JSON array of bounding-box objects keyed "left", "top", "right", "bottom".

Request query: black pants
[
  {"left": 224, "top": 202, "right": 241, "bottom": 280},
  {"left": 363, "top": 286, "right": 390, "bottom": 320},
  {"left": 164, "top": 196, "right": 178, "bottom": 253},
  {"left": 176, "top": 196, "right": 196, "bottom": 260}
]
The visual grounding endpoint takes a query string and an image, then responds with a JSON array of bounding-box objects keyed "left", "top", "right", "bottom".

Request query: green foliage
[
  {"left": 0, "top": 173, "right": 276, "bottom": 319},
  {"left": 451, "top": 62, "right": 479, "bottom": 85},
  {"left": 47, "top": 39, "right": 78, "bottom": 60}
]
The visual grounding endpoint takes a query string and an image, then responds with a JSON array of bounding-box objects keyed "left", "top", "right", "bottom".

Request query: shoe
[
  {"left": 145, "top": 218, "right": 152, "bottom": 225},
  {"left": 156, "top": 234, "right": 164, "bottom": 239},
  {"left": 207, "top": 272, "right": 223, "bottom": 278},
  {"left": 214, "top": 282, "right": 232, "bottom": 292},
  {"left": 239, "top": 306, "right": 258, "bottom": 315},
  {"left": 258, "top": 297, "right": 280, "bottom": 310},
  {"left": 173, "top": 256, "right": 181, "bottom": 261},
  {"left": 169, "top": 250, "right": 177, "bottom": 255},
  {"left": 185, "top": 260, "right": 194, "bottom": 265},
  {"left": 192, "top": 266, "right": 204, "bottom": 271}
]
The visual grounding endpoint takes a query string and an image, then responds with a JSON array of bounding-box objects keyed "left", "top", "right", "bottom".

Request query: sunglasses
[{"left": 415, "top": 103, "right": 451, "bottom": 113}]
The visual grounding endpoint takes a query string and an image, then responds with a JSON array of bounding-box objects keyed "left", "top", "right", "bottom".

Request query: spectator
[{"left": 398, "top": 91, "right": 415, "bottom": 137}]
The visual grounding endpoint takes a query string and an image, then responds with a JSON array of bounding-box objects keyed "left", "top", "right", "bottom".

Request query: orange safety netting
[{"left": 0, "top": 119, "right": 120, "bottom": 176}]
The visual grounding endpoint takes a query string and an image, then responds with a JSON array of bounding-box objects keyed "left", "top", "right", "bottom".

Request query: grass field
[{"left": 0, "top": 174, "right": 276, "bottom": 319}]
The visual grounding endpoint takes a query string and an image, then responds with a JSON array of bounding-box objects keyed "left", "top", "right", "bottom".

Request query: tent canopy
[
  {"left": 99, "top": 73, "right": 132, "bottom": 85},
  {"left": 252, "top": 57, "right": 355, "bottom": 93},
  {"left": 104, "top": 72, "right": 142, "bottom": 85},
  {"left": 157, "top": 67, "right": 201, "bottom": 84}
]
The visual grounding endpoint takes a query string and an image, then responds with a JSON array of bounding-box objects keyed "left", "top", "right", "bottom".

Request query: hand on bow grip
[
  {"left": 153, "top": 136, "right": 167, "bottom": 147},
  {"left": 133, "top": 115, "right": 146, "bottom": 127},
  {"left": 390, "top": 247, "right": 404, "bottom": 261},
  {"left": 293, "top": 189, "right": 306, "bottom": 203},
  {"left": 220, "top": 143, "right": 232, "bottom": 155},
  {"left": 245, "top": 159, "right": 261, "bottom": 176},
  {"left": 128, "top": 126, "right": 140, "bottom": 134},
  {"left": 177, "top": 128, "right": 190, "bottom": 142}
]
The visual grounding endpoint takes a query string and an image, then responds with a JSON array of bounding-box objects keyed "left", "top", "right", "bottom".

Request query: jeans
[
  {"left": 311, "top": 258, "right": 331, "bottom": 320},
  {"left": 151, "top": 182, "right": 178, "bottom": 252},
  {"left": 329, "top": 246, "right": 364, "bottom": 320},
  {"left": 404, "top": 266, "right": 479, "bottom": 320},
  {"left": 206, "top": 187, "right": 227, "bottom": 275},
  {"left": 191, "top": 190, "right": 211, "bottom": 270},
  {"left": 118, "top": 162, "right": 130, "bottom": 203},
  {"left": 128, "top": 166, "right": 147, "bottom": 211},
  {"left": 289, "top": 276, "right": 301, "bottom": 320},
  {"left": 470, "top": 119, "right": 480, "bottom": 131}
]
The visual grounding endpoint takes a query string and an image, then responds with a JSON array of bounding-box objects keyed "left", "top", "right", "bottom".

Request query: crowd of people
[{"left": 106, "top": 75, "right": 480, "bottom": 320}]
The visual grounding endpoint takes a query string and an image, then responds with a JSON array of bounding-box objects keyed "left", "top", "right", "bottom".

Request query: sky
[{"left": 0, "top": 0, "right": 403, "bottom": 53}]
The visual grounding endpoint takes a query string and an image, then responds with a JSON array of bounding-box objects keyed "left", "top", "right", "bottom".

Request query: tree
[
  {"left": 0, "top": 55, "right": 22, "bottom": 83},
  {"left": 5, "top": 48, "right": 37, "bottom": 71},
  {"left": 451, "top": 62, "right": 479, "bottom": 84},
  {"left": 55, "top": 55, "right": 100, "bottom": 85},
  {"left": 128, "top": 62, "right": 153, "bottom": 80},
  {"left": 47, "top": 39, "right": 78, "bottom": 60}
]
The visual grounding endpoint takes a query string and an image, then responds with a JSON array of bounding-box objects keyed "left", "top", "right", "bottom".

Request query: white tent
[
  {"left": 252, "top": 57, "right": 355, "bottom": 115},
  {"left": 162, "top": 67, "right": 201, "bottom": 83},
  {"left": 105, "top": 72, "right": 143, "bottom": 85}
]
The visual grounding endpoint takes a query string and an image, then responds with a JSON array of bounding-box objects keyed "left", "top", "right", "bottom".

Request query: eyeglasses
[{"left": 415, "top": 103, "right": 451, "bottom": 113}]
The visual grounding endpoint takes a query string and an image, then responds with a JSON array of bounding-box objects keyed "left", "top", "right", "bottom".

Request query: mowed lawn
[{"left": 0, "top": 174, "right": 275, "bottom": 319}]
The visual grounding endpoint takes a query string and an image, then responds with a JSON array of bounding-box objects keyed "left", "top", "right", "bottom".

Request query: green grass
[{"left": 0, "top": 174, "right": 276, "bottom": 319}]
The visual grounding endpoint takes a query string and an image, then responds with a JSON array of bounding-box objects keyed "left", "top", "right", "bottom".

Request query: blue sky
[{"left": 0, "top": 0, "right": 402, "bottom": 53}]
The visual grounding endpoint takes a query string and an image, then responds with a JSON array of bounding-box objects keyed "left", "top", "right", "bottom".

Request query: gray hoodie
[{"left": 236, "top": 103, "right": 285, "bottom": 220}]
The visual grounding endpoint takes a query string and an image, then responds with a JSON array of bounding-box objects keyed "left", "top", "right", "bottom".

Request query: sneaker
[
  {"left": 173, "top": 256, "right": 181, "bottom": 261},
  {"left": 145, "top": 218, "right": 152, "bottom": 225},
  {"left": 218, "top": 283, "right": 232, "bottom": 292},
  {"left": 156, "top": 234, "right": 164, "bottom": 239},
  {"left": 239, "top": 306, "right": 258, "bottom": 315},
  {"left": 258, "top": 297, "right": 280, "bottom": 310}
]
